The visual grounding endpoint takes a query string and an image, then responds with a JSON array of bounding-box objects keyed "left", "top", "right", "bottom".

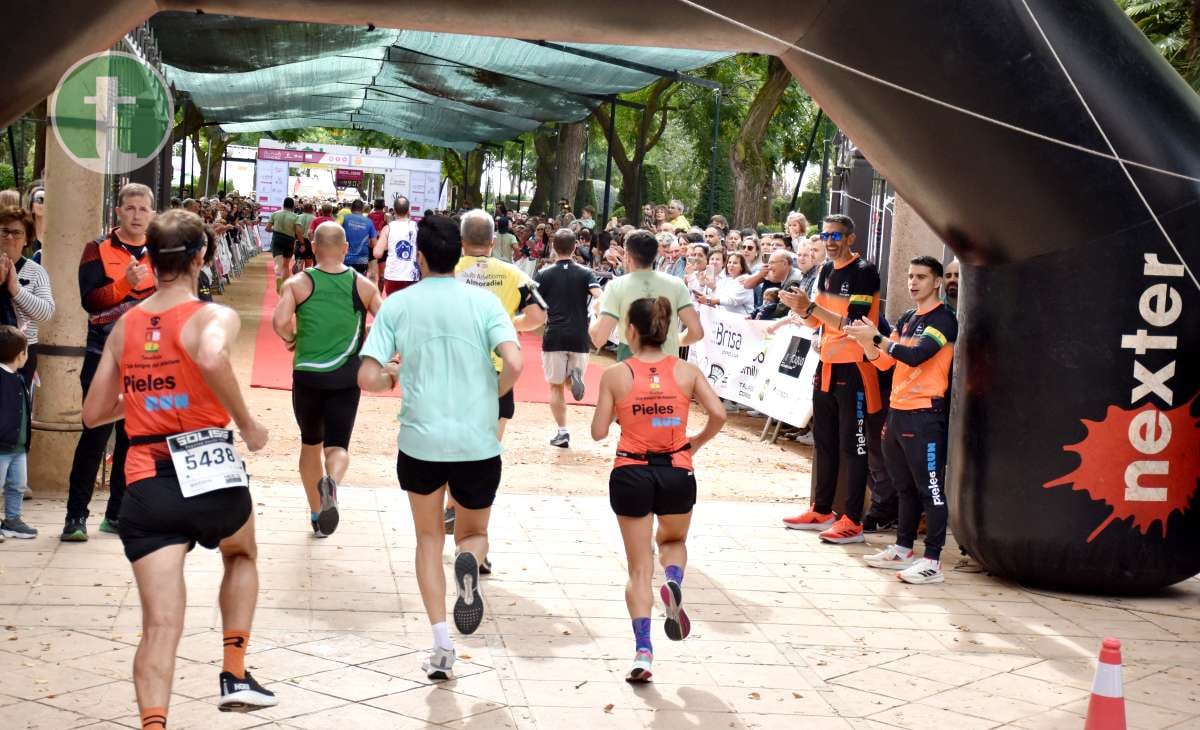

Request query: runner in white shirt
[{"left": 373, "top": 196, "right": 420, "bottom": 296}]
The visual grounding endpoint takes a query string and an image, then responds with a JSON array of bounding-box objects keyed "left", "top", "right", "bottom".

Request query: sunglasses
[
  {"left": 32, "top": 196, "right": 45, "bottom": 204},
  {"left": 740, "top": 244, "right": 756, "bottom": 250},
  {"left": 819, "top": 231, "right": 846, "bottom": 241}
]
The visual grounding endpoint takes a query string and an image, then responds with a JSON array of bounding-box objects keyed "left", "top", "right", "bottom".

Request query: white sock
[
  {"left": 557, "top": 428, "right": 568, "bottom": 435},
  {"left": 432, "top": 621, "right": 453, "bottom": 650}
]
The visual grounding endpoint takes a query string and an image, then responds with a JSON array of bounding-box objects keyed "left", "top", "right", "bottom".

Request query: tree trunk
[
  {"left": 551, "top": 121, "right": 586, "bottom": 209},
  {"left": 460, "top": 150, "right": 484, "bottom": 209},
  {"left": 592, "top": 79, "right": 677, "bottom": 219},
  {"left": 730, "top": 56, "right": 793, "bottom": 229},
  {"left": 31, "top": 99, "right": 47, "bottom": 181},
  {"left": 190, "top": 128, "right": 230, "bottom": 198},
  {"left": 528, "top": 128, "right": 556, "bottom": 215}
]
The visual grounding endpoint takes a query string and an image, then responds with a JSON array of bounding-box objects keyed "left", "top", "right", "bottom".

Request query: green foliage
[
  {"left": 574, "top": 178, "right": 597, "bottom": 215},
  {"left": 0, "top": 163, "right": 14, "bottom": 191},
  {"left": 694, "top": 144, "right": 734, "bottom": 225},
  {"left": 1118, "top": 0, "right": 1199, "bottom": 90},
  {"left": 617, "top": 163, "right": 666, "bottom": 213}
]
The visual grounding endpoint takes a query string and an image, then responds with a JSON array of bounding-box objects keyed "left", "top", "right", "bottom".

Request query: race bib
[{"left": 166, "top": 428, "right": 248, "bottom": 498}]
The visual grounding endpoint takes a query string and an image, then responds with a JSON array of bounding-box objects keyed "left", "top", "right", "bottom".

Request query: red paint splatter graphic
[{"left": 1044, "top": 397, "right": 1199, "bottom": 543}]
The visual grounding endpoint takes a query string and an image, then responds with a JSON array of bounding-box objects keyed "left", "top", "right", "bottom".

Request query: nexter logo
[{"left": 144, "top": 393, "right": 190, "bottom": 412}]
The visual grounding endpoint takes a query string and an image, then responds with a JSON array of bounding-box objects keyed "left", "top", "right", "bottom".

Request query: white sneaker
[
  {"left": 864, "top": 544, "right": 916, "bottom": 569},
  {"left": 897, "top": 558, "right": 945, "bottom": 584},
  {"left": 626, "top": 649, "right": 653, "bottom": 683},
  {"left": 422, "top": 645, "right": 456, "bottom": 680},
  {"left": 550, "top": 431, "right": 570, "bottom": 448}
]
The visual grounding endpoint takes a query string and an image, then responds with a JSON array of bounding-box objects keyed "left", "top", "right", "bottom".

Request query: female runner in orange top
[{"left": 591, "top": 296, "right": 725, "bottom": 683}]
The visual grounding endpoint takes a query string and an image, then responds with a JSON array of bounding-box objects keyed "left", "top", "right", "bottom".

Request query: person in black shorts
[
  {"left": 274, "top": 222, "right": 381, "bottom": 537},
  {"left": 266, "top": 197, "right": 303, "bottom": 294},
  {"left": 591, "top": 296, "right": 725, "bottom": 683},
  {"left": 81, "top": 210, "right": 276, "bottom": 725},
  {"left": 359, "top": 215, "right": 522, "bottom": 681}
]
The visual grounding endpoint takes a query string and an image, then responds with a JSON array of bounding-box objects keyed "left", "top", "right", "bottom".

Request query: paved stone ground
[{"left": 2, "top": 484, "right": 1197, "bottom": 729}]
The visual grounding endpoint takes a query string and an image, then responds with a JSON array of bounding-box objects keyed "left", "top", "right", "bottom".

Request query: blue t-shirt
[
  {"left": 359, "top": 276, "right": 518, "bottom": 462},
  {"left": 341, "top": 213, "right": 375, "bottom": 265}
]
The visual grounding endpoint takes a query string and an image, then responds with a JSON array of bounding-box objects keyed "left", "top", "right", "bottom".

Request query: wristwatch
[
  {"left": 803, "top": 301, "right": 817, "bottom": 317},
  {"left": 872, "top": 334, "right": 883, "bottom": 346}
]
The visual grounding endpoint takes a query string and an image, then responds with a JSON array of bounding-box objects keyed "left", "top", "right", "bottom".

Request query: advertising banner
[{"left": 686, "top": 306, "right": 817, "bottom": 427}]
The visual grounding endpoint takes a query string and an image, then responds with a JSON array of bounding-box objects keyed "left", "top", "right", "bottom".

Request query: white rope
[
  {"left": 672, "top": 0, "right": 1200, "bottom": 187},
  {"left": 1017, "top": 0, "right": 1197, "bottom": 292},
  {"left": 673, "top": 0, "right": 1197, "bottom": 291}
]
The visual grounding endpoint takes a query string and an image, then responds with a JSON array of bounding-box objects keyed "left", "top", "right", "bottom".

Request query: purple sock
[
  {"left": 665, "top": 564, "right": 684, "bottom": 585},
  {"left": 632, "top": 617, "right": 652, "bottom": 653}
]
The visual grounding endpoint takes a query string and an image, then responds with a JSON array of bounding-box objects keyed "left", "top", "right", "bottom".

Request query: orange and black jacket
[
  {"left": 870, "top": 302, "right": 958, "bottom": 411},
  {"left": 79, "top": 229, "right": 157, "bottom": 354},
  {"left": 800, "top": 254, "right": 885, "bottom": 413}
]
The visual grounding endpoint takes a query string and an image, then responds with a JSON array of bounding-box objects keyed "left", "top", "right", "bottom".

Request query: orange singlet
[
  {"left": 122, "top": 301, "right": 231, "bottom": 484},
  {"left": 614, "top": 356, "right": 693, "bottom": 471}
]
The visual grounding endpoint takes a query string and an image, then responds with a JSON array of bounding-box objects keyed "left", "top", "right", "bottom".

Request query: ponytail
[{"left": 627, "top": 296, "right": 673, "bottom": 349}]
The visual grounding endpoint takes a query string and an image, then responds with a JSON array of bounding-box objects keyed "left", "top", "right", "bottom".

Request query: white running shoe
[
  {"left": 422, "top": 645, "right": 456, "bottom": 680},
  {"left": 864, "top": 544, "right": 916, "bottom": 569},
  {"left": 626, "top": 650, "right": 653, "bottom": 683},
  {"left": 897, "top": 557, "right": 945, "bottom": 584}
]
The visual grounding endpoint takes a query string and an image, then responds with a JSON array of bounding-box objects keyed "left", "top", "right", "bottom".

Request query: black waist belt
[
  {"left": 129, "top": 433, "right": 172, "bottom": 446},
  {"left": 616, "top": 442, "right": 691, "bottom": 466}
]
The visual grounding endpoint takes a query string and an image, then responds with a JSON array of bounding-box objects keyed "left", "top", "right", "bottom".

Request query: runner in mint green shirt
[{"left": 359, "top": 215, "right": 521, "bottom": 683}]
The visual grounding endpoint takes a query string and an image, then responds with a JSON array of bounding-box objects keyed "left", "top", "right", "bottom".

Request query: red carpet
[{"left": 250, "top": 258, "right": 603, "bottom": 406}]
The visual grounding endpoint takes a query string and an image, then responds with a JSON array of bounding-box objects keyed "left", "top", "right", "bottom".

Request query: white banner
[
  {"left": 254, "top": 159, "right": 289, "bottom": 215},
  {"left": 687, "top": 306, "right": 817, "bottom": 427}
]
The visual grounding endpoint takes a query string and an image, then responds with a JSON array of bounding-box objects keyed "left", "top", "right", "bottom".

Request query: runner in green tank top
[{"left": 273, "top": 222, "right": 382, "bottom": 538}]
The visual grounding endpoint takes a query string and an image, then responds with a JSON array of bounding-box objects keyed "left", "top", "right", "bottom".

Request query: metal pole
[
  {"left": 818, "top": 133, "right": 833, "bottom": 219},
  {"left": 601, "top": 99, "right": 615, "bottom": 221},
  {"left": 707, "top": 88, "right": 722, "bottom": 217},
  {"left": 178, "top": 137, "right": 186, "bottom": 197},
  {"left": 788, "top": 108, "right": 824, "bottom": 215},
  {"left": 516, "top": 138, "right": 525, "bottom": 210},
  {"left": 497, "top": 146, "right": 504, "bottom": 208},
  {"left": 221, "top": 154, "right": 228, "bottom": 195},
  {"left": 582, "top": 122, "right": 590, "bottom": 180}
]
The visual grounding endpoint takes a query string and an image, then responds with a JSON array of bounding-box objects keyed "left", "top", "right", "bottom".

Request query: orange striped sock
[
  {"left": 140, "top": 706, "right": 167, "bottom": 729},
  {"left": 222, "top": 631, "right": 250, "bottom": 677}
]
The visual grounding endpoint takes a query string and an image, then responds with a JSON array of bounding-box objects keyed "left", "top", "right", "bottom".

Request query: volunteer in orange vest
[
  {"left": 591, "top": 296, "right": 726, "bottom": 684},
  {"left": 82, "top": 209, "right": 276, "bottom": 726},
  {"left": 62, "top": 183, "right": 158, "bottom": 542}
]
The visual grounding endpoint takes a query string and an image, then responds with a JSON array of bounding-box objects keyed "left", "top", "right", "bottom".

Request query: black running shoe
[
  {"left": 60, "top": 516, "right": 87, "bottom": 542},
  {"left": 479, "top": 558, "right": 493, "bottom": 575},
  {"left": 444, "top": 507, "right": 456, "bottom": 535},
  {"left": 660, "top": 580, "right": 691, "bottom": 641},
  {"left": 316, "top": 476, "right": 339, "bottom": 536},
  {"left": 453, "top": 551, "right": 485, "bottom": 634},
  {"left": 218, "top": 671, "right": 278, "bottom": 712},
  {"left": 862, "top": 515, "right": 897, "bottom": 533}
]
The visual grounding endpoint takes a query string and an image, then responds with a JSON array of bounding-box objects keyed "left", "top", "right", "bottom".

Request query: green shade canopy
[{"left": 150, "top": 12, "right": 729, "bottom": 150}]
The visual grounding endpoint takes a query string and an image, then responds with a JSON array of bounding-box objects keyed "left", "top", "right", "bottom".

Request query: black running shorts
[
  {"left": 349, "top": 262, "right": 369, "bottom": 274},
  {"left": 292, "top": 381, "right": 361, "bottom": 449},
  {"left": 293, "top": 238, "right": 314, "bottom": 260},
  {"left": 397, "top": 450, "right": 502, "bottom": 510},
  {"left": 270, "top": 232, "right": 295, "bottom": 258},
  {"left": 609, "top": 465, "right": 697, "bottom": 518},
  {"left": 119, "top": 476, "right": 252, "bottom": 563},
  {"left": 498, "top": 389, "right": 515, "bottom": 420}
]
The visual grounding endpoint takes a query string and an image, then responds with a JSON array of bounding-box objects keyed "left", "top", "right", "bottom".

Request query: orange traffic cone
[{"left": 1084, "top": 637, "right": 1126, "bottom": 730}]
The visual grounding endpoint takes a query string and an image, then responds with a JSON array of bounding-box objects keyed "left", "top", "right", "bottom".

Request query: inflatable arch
[{"left": 4, "top": 1, "right": 1197, "bottom": 594}]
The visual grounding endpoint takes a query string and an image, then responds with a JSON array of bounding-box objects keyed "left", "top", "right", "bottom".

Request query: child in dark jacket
[{"left": 0, "top": 325, "right": 35, "bottom": 539}]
